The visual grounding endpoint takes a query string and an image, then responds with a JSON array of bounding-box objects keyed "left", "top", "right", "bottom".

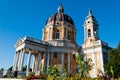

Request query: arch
[{"left": 88, "top": 29, "right": 91, "bottom": 37}]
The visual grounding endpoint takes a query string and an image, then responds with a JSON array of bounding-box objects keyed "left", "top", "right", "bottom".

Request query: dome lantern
[
  {"left": 45, "top": 2, "right": 75, "bottom": 25},
  {"left": 58, "top": 2, "right": 64, "bottom": 13}
]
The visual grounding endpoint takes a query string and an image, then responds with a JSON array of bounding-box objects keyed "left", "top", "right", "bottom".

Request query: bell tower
[{"left": 83, "top": 9, "right": 99, "bottom": 46}]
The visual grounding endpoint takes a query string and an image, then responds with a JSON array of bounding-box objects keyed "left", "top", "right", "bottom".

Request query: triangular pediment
[{"left": 14, "top": 38, "right": 24, "bottom": 47}]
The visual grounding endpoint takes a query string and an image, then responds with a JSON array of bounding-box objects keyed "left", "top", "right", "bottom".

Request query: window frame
[
  {"left": 55, "top": 30, "right": 60, "bottom": 39},
  {"left": 88, "top": 29, "right": 91, "bottom": 37},
  {"left": 53, "top": 52, "right": 58, "bottom": 58}
]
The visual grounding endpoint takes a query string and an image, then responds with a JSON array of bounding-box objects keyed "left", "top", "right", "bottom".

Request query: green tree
[
  {"left": 8, "top": 66, "right": 12, "bottom": 71},
  {"left": 105, "top": 42, "right": 120, "bottom": 78},
  {"left": 75, "top": 54, "right": 94, "bottom": 77},
  {"left": 22, "top": 65, "right": 27, "bottom": 71},
  {"left": 48, "top": 65, "right": 60, "bottom": 76},
  {"left": 0, "top": 68, "right": 4, "bottom": 71}
]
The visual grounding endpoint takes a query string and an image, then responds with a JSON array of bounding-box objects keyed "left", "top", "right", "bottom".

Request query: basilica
[{"left": 12, "top": 3, "right": 111, "bottom": 78}]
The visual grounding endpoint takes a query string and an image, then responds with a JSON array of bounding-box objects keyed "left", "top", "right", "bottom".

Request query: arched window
[
  {"left": 55, "top": 30, "right": 60, "bottom": 39},
  {"left": 94, "top": 29, "right": 97, "bottom": 37},
  {"left": 88, "top": 29, "right": 91, "bottom": 37}
]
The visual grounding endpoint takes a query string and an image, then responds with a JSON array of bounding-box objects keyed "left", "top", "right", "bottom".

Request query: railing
[
  {"left": 23, "top": 36, "right": 80, "bottom": 48},
  {"left": 101, "top": 41, "right": 108, "bottom": 46},
  {"left": 49, "top": 40, "right": 77, "bottom": 48},
  {"left": 94, "top": 40, "right": 101, "bottom": 45},
  {"left": 94, "top": 40, "right": 108, "bottom": 46}
]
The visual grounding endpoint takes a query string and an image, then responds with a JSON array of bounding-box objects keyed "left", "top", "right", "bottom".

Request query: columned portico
[
  {"left": 13, "top": 3, "right": 81, "bottom": 76},
  {"left": 13, "top": 50, "right": 24, "bottom": 71},
  {"left": 32, "top": 52, "right": 41, "bottom": 72}
]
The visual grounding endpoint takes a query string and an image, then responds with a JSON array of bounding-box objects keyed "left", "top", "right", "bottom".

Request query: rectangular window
[
  {"left": 68, "top": 32, "right": 71, "bottom": 40},
  {"left": 56, "top": 30, "right": 60, "bottom": 39},
  {"left": 53, "top": 52, "right": 58, "bottom": 58},
  {"left": 73, "top": 54, "right": 75, "bottom": 59}
]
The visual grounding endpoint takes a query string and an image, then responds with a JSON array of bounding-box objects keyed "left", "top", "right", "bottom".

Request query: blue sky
[{"left": 0, "top": 0, "right": 120, "bottom": 69}]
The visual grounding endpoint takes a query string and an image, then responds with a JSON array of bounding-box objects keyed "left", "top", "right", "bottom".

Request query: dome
[
  {"left": 46, "top": 13, "right": 74, "bottom": 25},
  {"left": 45, "top": 3, "right": 74, "bottom": 25}
]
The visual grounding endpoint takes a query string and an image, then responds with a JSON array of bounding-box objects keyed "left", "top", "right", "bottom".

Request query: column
[
  {"left": 44, "top": 52, "right": 47, "bottom": 72},
  {"left": 61, "top": 52, "right": 64, "bottom": 73},
  {"left": 12, "top": 52, "right": 18, "bottom": 71},
  {"left": 37, "top": 52, "right": 41, "bottom": 71},
  {"left": 68, "top": 53, "right": 70, "bottom": 73},
  {"left": 43, "top": 52, "right": 46, "bottom": 59},
  {"left": 26, "top": 49, "right": 32, "bottom": 76},
  {"left": 19, "top": 49, "right": 25, "bottom": 71},
  {"left": 16, "top": 51, "right": 20, "bottom": 70},
  {"left": 47, "top": 51, "right": 50, "bottom": 73},
  {"left": 62, "top": 27, "right": 64, "bottom": 39},
  {"left": 32, "top": 55, "right": 35, "bottom": 72},
  {"left": 18, "top": 51, "right": 22, "bottom": 71},
  {"left": 34, "top": 55, "right": 38, "bottom": 72}
]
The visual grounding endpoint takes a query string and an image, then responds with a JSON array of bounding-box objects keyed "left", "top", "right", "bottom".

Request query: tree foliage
[
  {"left": 8, "top": 66, "right": 12, "bottom": 71},
  {"left": 75, "top": 54, "right": 94, "bottom": 77},
  {"left": 105, "top": 42, "right": 120, "bottom": 78},
  {"left": 0, "top": 68, "right": 4, "bottom": 71},
  {"left": 22, "top": 65, "right": 27, "bottom": 71},
  {"left": 48, "top": 65, "right": 60, "bottom": 76}
]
